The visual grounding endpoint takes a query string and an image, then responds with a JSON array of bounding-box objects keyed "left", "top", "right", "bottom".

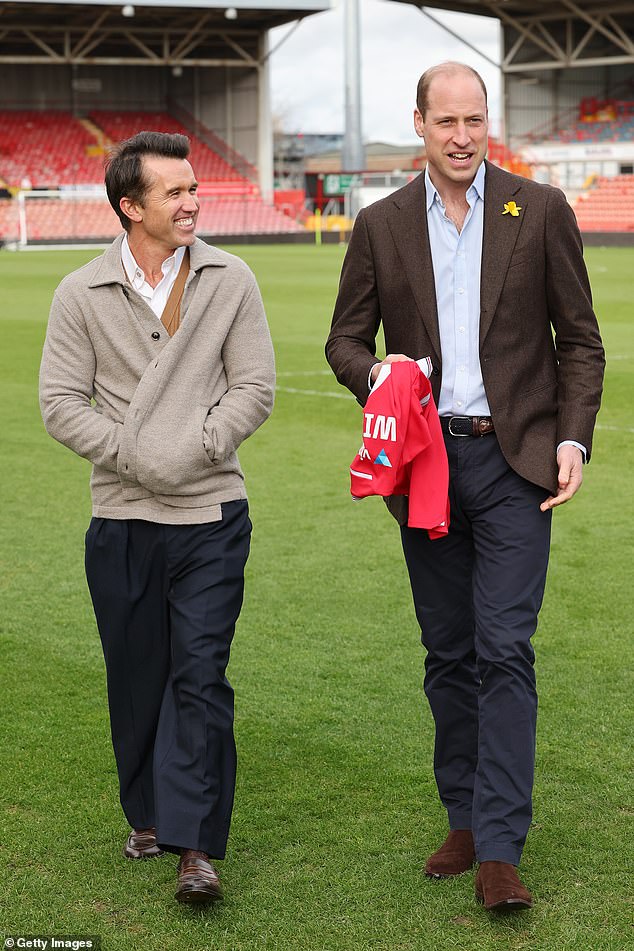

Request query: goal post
[{"left": 16, "top": 187, "right": 119, "bottom": 247}]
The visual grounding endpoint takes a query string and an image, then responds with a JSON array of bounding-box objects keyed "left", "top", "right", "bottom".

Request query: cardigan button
[{"left": 151, "top": 331, "right": 160, "bottom": 340}]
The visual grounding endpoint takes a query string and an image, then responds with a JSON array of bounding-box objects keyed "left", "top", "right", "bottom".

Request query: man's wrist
[{"left": 557, "top": 439, "right": 587, "bottom": 463}]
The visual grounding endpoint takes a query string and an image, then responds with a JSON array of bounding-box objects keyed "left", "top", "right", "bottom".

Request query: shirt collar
[
  {"left": 425, "top": 160, "right": 487, "bottom": 212},
  {"left": 121, "top": 234, "right": 185, "bottom": 290}
]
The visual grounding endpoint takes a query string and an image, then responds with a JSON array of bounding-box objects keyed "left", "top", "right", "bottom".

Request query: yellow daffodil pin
[{"left": 502, "top": 200, "right": 522, "bottom": 217}]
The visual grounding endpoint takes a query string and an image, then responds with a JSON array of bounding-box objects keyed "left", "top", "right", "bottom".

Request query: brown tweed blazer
[{"left": 326, "top": 160, "right": 604, "bottom": 518}]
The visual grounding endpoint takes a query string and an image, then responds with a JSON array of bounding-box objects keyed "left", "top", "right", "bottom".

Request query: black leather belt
[{"left": 440, "top": 415, "right": 495, "bottom": 437}]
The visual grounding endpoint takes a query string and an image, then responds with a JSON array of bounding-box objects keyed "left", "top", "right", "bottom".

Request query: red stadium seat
[{"left": 574, "top": 175, "right": 634, "bottom": 231}]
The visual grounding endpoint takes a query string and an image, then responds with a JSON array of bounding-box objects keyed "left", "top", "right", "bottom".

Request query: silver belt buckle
[{"left": 448, "top": 415, "right": 471, "bottom": 437}]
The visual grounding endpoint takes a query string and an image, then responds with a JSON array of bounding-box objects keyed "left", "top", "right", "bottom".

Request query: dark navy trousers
[
  {"left": 85, "top": 500, "right": 251, "bottom": 859},
  {"left": 401, "top": 434, "right": 552, "bottom": 866}
]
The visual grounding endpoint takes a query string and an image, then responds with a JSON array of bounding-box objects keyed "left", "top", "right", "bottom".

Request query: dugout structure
[{"left": 0, "top": 0, "right": 331, "bottom": 201}]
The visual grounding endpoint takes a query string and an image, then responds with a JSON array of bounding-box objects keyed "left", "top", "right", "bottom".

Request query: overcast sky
[{"left": 269, "top": 0, "right": 502, "bottom": 143}]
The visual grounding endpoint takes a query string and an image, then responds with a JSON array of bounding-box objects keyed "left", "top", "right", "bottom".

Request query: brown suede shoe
[
  {"left": 425, "top": 830, "right": 475, "bottom": 878},
  {"left": 123, "top": 827, "right": 164, "bottom": 860},
  {"left": 475, "top": 861, "right": 533, "bottom": 910},
  {"left": 175, "top": 849, "right": 223, "bottom": 904}
]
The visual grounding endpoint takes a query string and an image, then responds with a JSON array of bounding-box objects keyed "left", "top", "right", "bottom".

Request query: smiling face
[
  {"left": 122, "top": 155, "right": 199, "bottom": 255},
  {"left": 414, "top": 69, "right": 488, "bottom": 197}
]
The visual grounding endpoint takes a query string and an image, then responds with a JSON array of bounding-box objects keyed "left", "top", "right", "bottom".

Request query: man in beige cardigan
[{"left": 40, "top": 131, "right": 275, "bottom": 904}]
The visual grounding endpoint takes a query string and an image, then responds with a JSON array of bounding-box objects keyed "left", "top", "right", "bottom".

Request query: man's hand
[
  {"left": 370, "top": 353, "right": 414, "bottom": 385},
  {"left": 540, "top": 445, "right": 584, "bottom": 512}
]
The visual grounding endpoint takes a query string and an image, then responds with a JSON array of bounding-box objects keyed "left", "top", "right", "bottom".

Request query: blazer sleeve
[
  {"left": 545, "top": 188, "right": 605, "bottom": 459},
  {"left": 325, "top": 208, "right": 382, "bottom": 404}
]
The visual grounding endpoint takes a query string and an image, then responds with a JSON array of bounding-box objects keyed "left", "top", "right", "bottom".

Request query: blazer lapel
[
  {"left": 480, "top": 160, "right": 527, "bottom": 344},
  {"left": 386, "top": 175, "right": 442, "bottom": 367}
]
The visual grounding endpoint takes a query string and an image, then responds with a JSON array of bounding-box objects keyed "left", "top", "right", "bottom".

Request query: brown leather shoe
[
  {"left": 175, "top": 849, "right": 223, "bottom": 904},
  {"left": 475, "top": 861, "right": 533, "bottom": 910},
  {"left": 123, "top": 827, "right": 164, "bottom": 860},
  {"left": 425, "top": 829, "right": 475, "bottom": 877}
]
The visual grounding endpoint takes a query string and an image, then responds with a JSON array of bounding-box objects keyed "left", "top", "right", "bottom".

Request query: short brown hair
[
  {"left": 105, "top": 130, "right": 190, "bottom": 231},
  {"left": 416, "top": 62, "right": 488, "bottom": 119}
]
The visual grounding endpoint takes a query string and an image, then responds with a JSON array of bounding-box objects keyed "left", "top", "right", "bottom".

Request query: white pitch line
[
  {"left": 276, "top": 370, "right": 333, "bottom": 377},
  {"left": 275, "top": 387, "right": 634, "bottom": 433},
  {"left": 596, "top": 423, "right": 634, "bottom": 434},
  {"left": 276, "top": 385, "right": 353, "bottom": 400}
]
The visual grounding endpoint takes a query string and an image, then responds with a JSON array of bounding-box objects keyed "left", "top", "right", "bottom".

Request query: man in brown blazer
[{"left": 326, "top": 62, "right": 604, "bottom": 910}]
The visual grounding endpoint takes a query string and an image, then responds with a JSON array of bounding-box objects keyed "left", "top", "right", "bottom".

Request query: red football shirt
[{"left": 349, "top": 360, "right": 449, "bottom": 539}]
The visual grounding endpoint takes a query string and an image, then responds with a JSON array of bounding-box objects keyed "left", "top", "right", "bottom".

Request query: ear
[
  {"left": 120, "top": 196, "right": 143, "bottom": 225},
  {"left": 413, "top": 108, "right": 424, "bottom": 140}
]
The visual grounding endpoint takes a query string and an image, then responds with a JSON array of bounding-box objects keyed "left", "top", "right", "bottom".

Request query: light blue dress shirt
[
  {"left": 425, "top": 162, "right": 489, "bottom": 417},
  {"left": 424, "top": 164, "right": 585, "bottom": 459}
]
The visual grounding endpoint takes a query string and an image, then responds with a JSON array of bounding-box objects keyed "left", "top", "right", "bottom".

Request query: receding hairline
[
  {"left": 139, "top": 152, "right": 196, "bottom": 184},
  {"left": 416, "top": 62, "right": 488, "bottom": 117}
]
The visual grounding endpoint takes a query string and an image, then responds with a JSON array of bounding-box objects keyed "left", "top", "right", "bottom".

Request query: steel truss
[
  {"left": 0, "top": 6, "right": 285, "bottom": 67},
  {"left": 485, "top": 1, "right": 634, "bottom": 72}
]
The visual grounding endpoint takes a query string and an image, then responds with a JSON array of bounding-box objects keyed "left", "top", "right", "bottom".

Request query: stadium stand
[
  {"left": 534, "top": 99, "right": 634, "bottom": 144},
  {"left": 0, "top": 107, "right": 305, "bottom": 242},
  {"left": 573, "top": 175, "right": 634, "bottom": 232},
  {"left": 556, "top": 97, "right": 634, "bottom": 142},
  {"left": 90, "top": 111, "right": 252, "bottom": 188},
  {"left": 0, "top": 110, "right": 105, "bottom": 186},
  {"left": 487, "top": 137, "right": 532, "bottom": 178},
  {"left": 0, "top": 191, "right": 304, "bottom": 244}
]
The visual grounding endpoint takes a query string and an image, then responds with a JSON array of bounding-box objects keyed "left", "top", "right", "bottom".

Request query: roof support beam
[
  {"left": 170, "top": 12, "right": 214, "bottom": 60},
  {"left": 123, "top": 30, "right": 161, "bottom": 62},
  {"left": 419, "top": 6, "right": 500, "bottom": 69},
  {"left": 492, "top": 1, "right": 634, "bottom": 71},
  {"left": 219, "top": 32, "right": 258, "bottom": 65},
  {"left": 534, "top": 21, "right": 566, "bottom": 61},
  {"left": 571, "top": 25, "right": 596, "bottom": 61},
  {"left": 22, "top": 28, "right": 62, "bottom": 61},
  {"left": 605, "top": 14, "right": 633, "bottom": 50},
  {"left": 490, "top": 5, "right": 567, "bottom": 64},
  {"left": 503, "top": 30, "right": 526, "bottom": 67},
  {"left": 71, "top": 10, "right": 109, "bottom": 59},
  {"left": 560, "top": 0, "right": 633, "bottom": 54},
  {"left": 504, "top": 54, "right": 634, "bottom": 71}
]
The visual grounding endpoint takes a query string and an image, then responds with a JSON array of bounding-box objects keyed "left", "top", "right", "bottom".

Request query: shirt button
[
  {"left": 459, "top": 326, "right": 465, "bottom": 333},
  {"left": 458, "top": 288, "right": 465, "bottom": 294},
  {"left": 459, "top": 365, "right": 466, "bottom": 373},
  {"left": 457, "top": 401, "right": 463, "bottom": 407},
  {"left": 151, "top": 331, "right": 160, "bottom": 340}
]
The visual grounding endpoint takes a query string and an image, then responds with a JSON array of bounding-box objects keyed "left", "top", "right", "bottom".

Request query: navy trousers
[
  {"left": 401, "top": 434, "right": 552, "bottom": 866},
  {"left": 85, "top": 500, "right": 251, "bottom": 859}
]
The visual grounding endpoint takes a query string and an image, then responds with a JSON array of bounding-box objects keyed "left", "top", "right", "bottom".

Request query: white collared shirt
[{"left": 121, "top": 235, "right": 186, "bottom": 319}]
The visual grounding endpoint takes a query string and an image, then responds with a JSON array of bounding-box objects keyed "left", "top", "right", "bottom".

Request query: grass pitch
[{"left": 0, "top": 244, "right": 632, "bottom": 951}]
